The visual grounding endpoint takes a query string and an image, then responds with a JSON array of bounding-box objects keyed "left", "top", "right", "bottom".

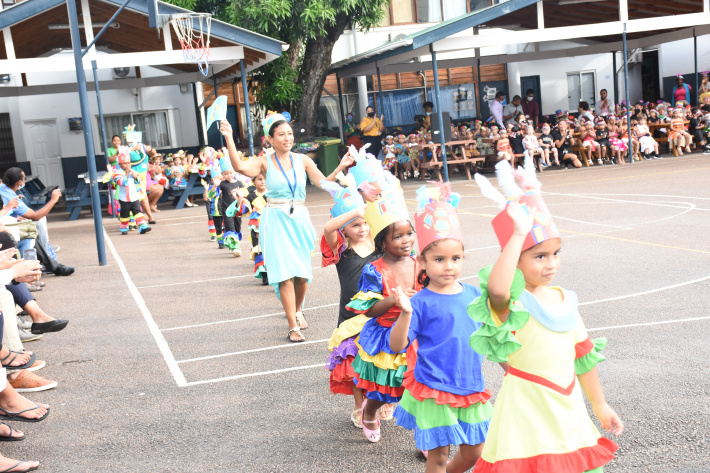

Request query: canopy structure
[
  {"left": 330, "top": 0, "right": 710, "bottom": 181},
  {"left": 0, "top": 0, "right": 284, "bottom": 264}
]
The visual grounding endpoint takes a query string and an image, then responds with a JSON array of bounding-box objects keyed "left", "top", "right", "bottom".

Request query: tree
[{"left": 167, "top": 0, "right": 389, "bottom": 137}]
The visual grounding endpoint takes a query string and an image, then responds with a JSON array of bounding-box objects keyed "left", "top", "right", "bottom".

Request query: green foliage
[{"left": 249, "top": 57, "right": 302, "bottom": 113}]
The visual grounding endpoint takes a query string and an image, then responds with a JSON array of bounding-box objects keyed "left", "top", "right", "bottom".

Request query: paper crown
[
  {"left": 116, "top": 146, "right": 131, "bottom": 164},
  {"left": 262, "top": 111, "right": 289, "bottom": 136},
  {"left": 122, "top": 124, "right": 142, "bottom": 144},
  {"left": 219, "top": 155, "right": 234, "bottom": 173},
  {"left": 347, "top": 144, "right": 386, "bottom": 189},
  {"left": 414, "top": 183, "right": 462, "bottom": 253},
  {"left": 474, "top": 158, "right": 559, "bottom": 252},
  {"left": 321, "top": 179, "right": 365, "bottom": 228},
  {"left": 364, "top": 187, "right": 409, "bottom": 239}
]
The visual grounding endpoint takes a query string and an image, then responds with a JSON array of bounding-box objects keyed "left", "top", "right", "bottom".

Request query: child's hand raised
[
  {"left": 507, "top": 198, "right": 536, "bottom": 237},
  {"left": 391, "top": 287, "right": 412, "bottom": 315},
  {"left": 593, "top": 403, "right": 624, "bottom": 437}
]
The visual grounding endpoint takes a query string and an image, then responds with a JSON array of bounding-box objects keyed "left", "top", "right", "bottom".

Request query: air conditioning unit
[{"left": 112, "top": 67, "right": 136, "bottom": 79}]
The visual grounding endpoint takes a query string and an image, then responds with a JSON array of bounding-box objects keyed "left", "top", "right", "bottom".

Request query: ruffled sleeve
[
  {"left": 467, "top": 264, "right": 530, "bottom": 363},
  {"left": 225, "top": 200, "right": 238, "bottom": 217},
  {"left": 346, "top": 263, "right": 384, "bottom": 314},
  {"left": 575, "top": 337, "right": 607, "bottom": 375},
  {"left": 320, "top": 232, "right": 346, "bottom": 268}
]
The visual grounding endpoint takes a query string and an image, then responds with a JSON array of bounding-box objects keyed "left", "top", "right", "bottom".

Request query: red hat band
[{"left": 492, "top": 191, "right": 559, "bottom": 251}]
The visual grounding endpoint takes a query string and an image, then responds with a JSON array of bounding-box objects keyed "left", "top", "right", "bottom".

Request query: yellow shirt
[{"left": 360, "top": 117, "right": 382, "bottom": 137}]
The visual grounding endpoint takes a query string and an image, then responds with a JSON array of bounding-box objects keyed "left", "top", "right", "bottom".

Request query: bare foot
[
  {"left": 0, "top": 348, "right": 32, "bottom": 368},
  {"left": 0, "top": 456, "right": 39, "bottom": 472},
  {"left": 0, "top": 422, "right": 24, "bottom": 440},
  {"left": 0, "top": 385, "right": 49, "bottom": 421}
]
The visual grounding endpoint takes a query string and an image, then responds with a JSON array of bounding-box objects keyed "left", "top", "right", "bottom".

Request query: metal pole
[
  {"left": 336, "top": 73, "right": 346, "bottom": 143},
  {"left": 376, "top": 65, "right": 384, "bottom": 128},
  {"left": 192, "top": 83, "right": 205, "bottom": 148},
  {"left": 231, "top": 78, "right": 242, "bottom": 141},
  {"left": 82, "top": 0, "right": 132, "bottom": 57},
  {"left": 694, "top": 30, "right": 699, "bottom": 106},
  {"left": 612, "top": 52, "right": 619, "bottom": 106},
  {"left": 430, "top": 45, "right": 449, "bottom": 181},
  {"left": 623, "top": 24, "right": 632, "bottom": 164},
  {"left": 68, "top": 0, "right": 107, "bottom": 265},
  {"left": 213, "top": 73, "right": 224, "bottom": 147},
  {"left": 92, "top": 60, "right": 116, "bottom": 220},
  {"left": 476, "top": 58, "right": 482, "bottom": 119},
  {"left": 240, "top": 59, "right": 254, "bottom": 156}
]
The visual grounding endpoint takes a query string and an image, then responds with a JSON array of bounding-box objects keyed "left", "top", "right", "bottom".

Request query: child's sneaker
[
  {"left": 233, "top": 246, "right": 241, "bottom": 257},
  {"left": 210, "top": 235, "right": 217, "bottom": 242},
  {"left": 218, "top": 242, "right": 225, "bottom": 249},
  {"left": 120, "top": 229, "right": 128, "bottom": 235},
  {"left": 139, "top": 225, "right": 151, "bottom": 234}
]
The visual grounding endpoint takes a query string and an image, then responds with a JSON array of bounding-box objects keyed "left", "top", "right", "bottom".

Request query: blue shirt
[
  {"left": 0, "top": 184, "right": 29, "bottom": 218},
  {"left": 404, "top": 283, "right": 485, "bottom": 395}
]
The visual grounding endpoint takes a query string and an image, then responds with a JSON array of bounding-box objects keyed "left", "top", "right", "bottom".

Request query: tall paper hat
[
  {"left": 321, "top": 178, "right": 365, "bottom": 228},
  {"left": 474, "top": 157, "right": 559, "bottom": 252},
  {"left": 219, "top": 155, "right": 234, "bottom": 173},
  {"left": 414, "top": 183, "right": 462, "bottom": 253},
  {"left": 262, "top": 111, "right": 289, "bottom": 136},
  {"left": 123, "top": 124, "right": 142, "bottom": 144},
  {"left": 116, "top": 146, "right": 131, "bottom": 164},
  {"left": 347, "top": 144, "right": 386, "bottom": 189},
  {"left": 364, "top": 187, "right": 409, "bottom": 239}
]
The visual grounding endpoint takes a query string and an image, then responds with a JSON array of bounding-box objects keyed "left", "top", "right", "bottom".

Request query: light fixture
[{"left": 48, "top": 22, "right": 119, "bottom": 30}]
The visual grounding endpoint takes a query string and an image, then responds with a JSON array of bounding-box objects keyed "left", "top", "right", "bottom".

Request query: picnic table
[
  {"left": 410, "top": 140, "right": 485, "bottom": 181},
  {"left": 64, "top": 172, "right": 109, "bottom": 220}
]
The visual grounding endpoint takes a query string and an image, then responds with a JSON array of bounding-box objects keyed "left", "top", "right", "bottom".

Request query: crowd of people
[{"left": 0, "top": 168, "right": 73, "bottom": 472}]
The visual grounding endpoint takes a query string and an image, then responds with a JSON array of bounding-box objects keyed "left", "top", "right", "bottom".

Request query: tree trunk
[
  {"left": 294, "top": 12, "right": 350, "bottom": 138},
  {"left": 286, "top": 39, "right": 302, "bottom": 72}
]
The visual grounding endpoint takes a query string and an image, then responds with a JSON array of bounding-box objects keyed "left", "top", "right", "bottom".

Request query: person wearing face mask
[
  {"left": 503, "top": 95, "right": 524, "bottom": 126},
  {"left": 422, "top": 101, "right": 435, "bottom": 131},
  {"left": 360, "top": 106, "right": 385, "bottom": 160},
  {"left": 521, "top": 89, "right": 540, "bottom": 128},
  {"left": 344, "top": 113, "right": 363, "bottom": 149}
]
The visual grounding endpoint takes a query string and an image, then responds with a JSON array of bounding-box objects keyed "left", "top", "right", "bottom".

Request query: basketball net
[{"left": 171, "top": 13, "right": 211, "bottom": 76}]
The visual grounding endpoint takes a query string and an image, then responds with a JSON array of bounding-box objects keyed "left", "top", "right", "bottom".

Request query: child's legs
[
  {"left": 119, "top": 200, "right": 131, "bottom": 231},
  {"left": 425, "top": 445, "right": 450, "bottom": 473},
  {"left": 223, "top": 215, "right": 240, "bottom": 237},
  {"left": 551, "top": 147, "right": 559, "bottom": 164},
  {"left": 362, "top": 397, "right": 385, "bottom": 423},
  {"left": 130, "top": 200, "right": 146, "bottom": 224},
  {"left": 447, "top": 443, "right": 484, "bottom": 473},
  {"left": 542, "top": 148, "right": 550, "bottom": 165},
  {"left": 352, "top": 386, "right": 364, "bottom": 410},
  {"left": 213, "top": 215, "right": 224, "bottom": 241}
]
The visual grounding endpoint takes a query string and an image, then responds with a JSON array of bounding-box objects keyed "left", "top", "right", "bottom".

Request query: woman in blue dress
[{"left": 221, "top": 115, "right": 354, "bottom": 342}]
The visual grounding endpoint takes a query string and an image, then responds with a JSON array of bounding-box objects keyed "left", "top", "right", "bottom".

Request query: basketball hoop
[{"left": 171, "top": 13, "right": 212, "bottom": 76}]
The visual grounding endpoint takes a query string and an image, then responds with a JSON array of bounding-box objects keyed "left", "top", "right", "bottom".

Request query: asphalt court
[{"left": 21, "top": 153, "right": 710, "bottom": 472}]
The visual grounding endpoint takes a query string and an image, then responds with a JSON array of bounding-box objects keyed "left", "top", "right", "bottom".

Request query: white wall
[
  {"left": 0, "top": 50, "right": 200, "bottom": 163},
  {"left": 659, "top": 35, "right": 710, "bottom": 79}
]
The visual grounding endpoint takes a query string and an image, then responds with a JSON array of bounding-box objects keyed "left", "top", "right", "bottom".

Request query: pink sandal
[{"left": 361, "top": 400, "right": 381, "bottom": 443}]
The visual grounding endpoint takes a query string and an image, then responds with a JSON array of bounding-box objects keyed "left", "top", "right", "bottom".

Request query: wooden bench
[{"left": 411, "top": 140, "right": 485, "bottom": 181}]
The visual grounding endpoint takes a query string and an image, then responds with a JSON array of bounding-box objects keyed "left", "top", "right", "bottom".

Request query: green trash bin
[{"left": 314, "top": 137, "right": 342, "bottom": 177}]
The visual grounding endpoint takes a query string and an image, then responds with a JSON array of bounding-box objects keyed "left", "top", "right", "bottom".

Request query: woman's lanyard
[{"left": 275, "top": 153, "right": 297, "bottom": 215}]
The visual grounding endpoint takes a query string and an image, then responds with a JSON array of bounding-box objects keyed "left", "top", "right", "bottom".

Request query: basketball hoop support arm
[{"left": 81, "top": 0, "right": 133, "bottom": 57}]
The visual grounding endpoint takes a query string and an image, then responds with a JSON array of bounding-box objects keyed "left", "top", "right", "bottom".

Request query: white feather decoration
[
  {"left": 474, "top": 173, "right": 507, "bottom": 210},
  {"left": 495, "top": 160, "right": 523, "bottom": 198},
  {"left": 523, "top": 154, "right": 542, "bottom": 189}
]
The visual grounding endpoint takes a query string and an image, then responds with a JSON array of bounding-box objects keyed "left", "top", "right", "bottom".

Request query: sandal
[
  {"left": 295, "top": 311, "right": 308, "bottom": 330},
  {"left": 0, "top": 402, "right": 49, "bottom": 423},
  {"left": 350, "top": 408, "right": 363, "bottom": 429},
  {"left": 378, "top": 403, "right": 396, "bottom": 421},
  {"left": 0, "top": 423, "right": 24, "bottom": 442},
  {"left": 0, "top": 350, "right": 36, "bottom": 371},
  {"left": 362, "top": 416, "right": 381, "bottom": 443},
  {"left": 0, "top": 461, "right": 38, "bottom": 472},
  {"left": 287, "top": 328, "right": 305, "bottom": 343}
]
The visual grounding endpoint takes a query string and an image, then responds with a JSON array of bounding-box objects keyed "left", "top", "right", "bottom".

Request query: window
[
  {"left": 0, "top": 113, "right": 16, "bottom": 171},
  {"left": 101, "top": 111, "right": 171, "bottom": 148},
  {"left": 381, "top": 0, "right": 469, "bottom": 26},
  {"left": 392, "top": 0, "right": 415, "bottom": 23},
  {"left": 417, "top": 0, "right": 443, "bottom": 22},
  {"left": 566, "top": 72, "right": 596, "bottom": 112}
]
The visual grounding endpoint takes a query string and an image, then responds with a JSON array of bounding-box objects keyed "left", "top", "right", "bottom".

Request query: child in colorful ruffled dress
[
  {"left": 320, "top": 180, "right": 380, "bottom": 428},
  {"left": 246, "top": 174, "right": 269, "bottom": 284},
  {"left": 346, "top": 185, "right": 422, "bottom": 443},
  {"left": 203, "top": 173, "right": 224, "bottom": 247},
  {"left": 111, "top": 146, "right": 151, "bottom": 235},
  {"left": 389, "top": 183, "right": 496, "bottom": 473},
  {"left": 469, "top": 160, "right": 623, "bottom": 472},
  {"left": 217, "top": 157, "right": 246, "bottom": 257}
]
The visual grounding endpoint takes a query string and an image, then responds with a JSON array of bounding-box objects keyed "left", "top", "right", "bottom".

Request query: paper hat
[
  {"left": 262, "top": 111, "right": 289, "bottom": 136},
  {"left": 347, "top": 144, "right": 386, "bottom": 189},
  {"left": 474, "top": 158, "right": 559, "bottom": 252},
  {"left": 321, "top": 179, "right": 365, "bottom": 228},
  {"left": 414, "top": 183, "right": 462, "bottom": 253},
  {"left": 364, "top": 187, "right": 409, "bottom": 239},
  {"left": 116, "top": 146, "right": 131, "bottom": 164},
  {"left": 123, "top": 124, "right": 142, "bottom": 144},
  {"left": 219, "top": 155, "right": 234, "bottom": 173}
]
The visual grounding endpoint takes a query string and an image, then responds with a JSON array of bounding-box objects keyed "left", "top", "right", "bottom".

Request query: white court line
[
  {"left": 177, "top": 338, "right": 331, "bottom": 364},
  {"left": 104, "top": 230, "right": 187, "bottom": 387},
  {"left": 552, "top": 215, "right": 630, "bottom": 230},
  {"left": 578, "top": 275, "right": 710, "bottom": 306},
  {"left": 588, "top": 316, "right": 710, "bottom": 332},
  {"left": 162, "top": 302, "right": 340, "bottom": 331},
  {"left": 138, "top": 274, "right": 257, "bottom": 289},
  {"left": 574, "top": 193, "right": 710, "bottom": 201},
  {"left": 185, "top": 364, "right": 325, "bottom": 386}
]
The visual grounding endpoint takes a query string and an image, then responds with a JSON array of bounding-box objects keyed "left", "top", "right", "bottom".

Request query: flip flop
[
  {"left": 0, "top": 403, "right": 49, "bottom": 423},
  {"left": 0, "top": 350, "right": 36, "bottom": 371},
  {"left": 0, "top": 423, "right": 24, "bottom": 442},
  {"left": 287, "top": 328, "right": 304, "bottom": 343},
  {"left": 0, "top": 461, "right": 38, "bottom": 472}
]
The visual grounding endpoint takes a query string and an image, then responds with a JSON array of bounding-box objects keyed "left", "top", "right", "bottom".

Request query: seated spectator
[
  {"left": 578, "top": 101, "right": 595, "bottom": 122},
  {"left": 668, "top": 109, "right": 693, "bottom": 155},
  {"left": 523, "top": 125, "right": 546, "bottom": 167},
  {"left": 495, "top": 129, "right": 515, "bottom": 165},
  {"left": 0, "top": 169, "right": 74, "bottom": 277},
  {"left": 580, "top": 122, "right": 601, "bottom": 165},
  {"left": 552, "top": 120, "right": 582, "bottom": 169},
  {"left": 634, "top": 117, "right": 661, "bottom": 159},
  {"left": 145, "top": 153, "right": 166, "bottom": 217},
  {"left": 595, "top": 118, "right": 612, "bottom": 163},
  {"left": 538, "top": 123, "right": 559, "bottom": 166}
]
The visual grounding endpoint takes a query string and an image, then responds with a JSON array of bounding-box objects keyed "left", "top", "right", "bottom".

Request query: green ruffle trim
[
  {"left": 254, "top": 265, "right": 267, "bottom": 278},
  {"left": 467, "top": 265, "right": 530, "bottom": 363},
  {"left": 585, "top": 468, "right": 604, "bottom": 473},
  {"left": 575, "top": 338, "right": 607, "bottom": 375},
  {"left": 248, "top": 225, "right": 259, "bottom": 233},
  {"left": 224, "top": 235, "right": 240, "bottom": 251},
  {"left": 346, "top": 291, "right": 382, "bottom": 313},
  {"left": 352, "top": 355, "right": 406, "bottom": 387},
  {"left": 399, "top": 391, "right": 493, "bottom": 430},
  {"left": 225, "top": 200, "right": 238, "bottom": 217}
]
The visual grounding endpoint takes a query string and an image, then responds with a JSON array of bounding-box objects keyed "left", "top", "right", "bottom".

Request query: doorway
[
  {"left": 567, "top": 71, "right": 596, "bottom": 111},
  {"left": 22, "top": 119, "right": 65, "bottom": 188},
  {"left": 641, "top": 50, "right": 660, "bottom": 103},
  {"left": 520, "top": 75, "right": 542, "bottom": 121}
]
